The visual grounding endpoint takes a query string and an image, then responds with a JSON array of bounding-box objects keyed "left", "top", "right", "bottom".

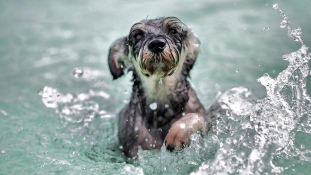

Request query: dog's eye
[
  {"left": 134, "top": 33, "right": 143, "bottom": 40},
  {"left": 169, "top": 28, "right": 178, "bottom": 35}
]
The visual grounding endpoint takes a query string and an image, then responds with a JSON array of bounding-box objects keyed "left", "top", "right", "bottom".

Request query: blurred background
[{"left": 0, "top": 0, "right": 310, "bottom": 174}]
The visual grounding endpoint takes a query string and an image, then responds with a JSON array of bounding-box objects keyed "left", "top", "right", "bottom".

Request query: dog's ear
[
  {"left": 108, "top": 37, "right": 129, "bottom": 80},
  {"left": 183, "top": 28, "right": 201, "bottom": 75}
]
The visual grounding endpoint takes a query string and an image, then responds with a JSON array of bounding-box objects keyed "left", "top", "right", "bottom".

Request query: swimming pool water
[{"left": 1, "top": 0, "right": 311, "bottom": 174}]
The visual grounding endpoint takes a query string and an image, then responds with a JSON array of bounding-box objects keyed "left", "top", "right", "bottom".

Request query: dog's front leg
[{"left": 164, "top": 113, "right": 210, "bottom": 151}]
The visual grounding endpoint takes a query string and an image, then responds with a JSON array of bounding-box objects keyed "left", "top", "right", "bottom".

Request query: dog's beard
[{"left": 138, "top": 40, "right": 180, "bottom": 76}]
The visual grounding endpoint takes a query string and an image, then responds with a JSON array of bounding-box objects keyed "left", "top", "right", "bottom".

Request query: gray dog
[{"left": 108, "top": 17, "right": 218, "bottom": 158}]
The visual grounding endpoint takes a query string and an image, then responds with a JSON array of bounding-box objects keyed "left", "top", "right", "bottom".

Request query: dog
[{"left": 108, "top": 17, "right": 216, "bottom": 158}]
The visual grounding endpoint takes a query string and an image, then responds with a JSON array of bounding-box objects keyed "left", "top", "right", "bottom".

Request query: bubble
[
  {"left": 1, "top": 150, "right": 5, "bottom": 154},
  {"left": 73, "top": 68, "right": 84, "bottom": 78},
  {"left": 164, "top": 104, "right": 169, "bottom": 108},
  {"left": 235, "top": 69, "right": 239, "bottom": 73},
  {"left": 149, "top": 102, "right": 157, "bottom": 110},
  {"left": 119, "top": 146, "right": 123, "bottom": 150},
  {"left": 135, "top": 127, "right": 139, "bottom": 131}
]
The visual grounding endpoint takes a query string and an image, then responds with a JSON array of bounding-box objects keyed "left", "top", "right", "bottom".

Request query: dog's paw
[{"left": 164, "top": 113, "right": 209, "bottom": 151}]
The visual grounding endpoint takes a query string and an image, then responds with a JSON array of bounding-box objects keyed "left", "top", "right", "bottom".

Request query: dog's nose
[{"left": 148, "top": 39, "right": 166, "bottom": 53}]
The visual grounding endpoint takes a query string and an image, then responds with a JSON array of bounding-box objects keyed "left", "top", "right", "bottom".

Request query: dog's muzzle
[{"left": 139, "top": 38, "right": 178, "bottom": 78}]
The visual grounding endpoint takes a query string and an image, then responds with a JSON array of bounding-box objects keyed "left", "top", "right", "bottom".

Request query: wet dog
[{"left": 108, "top": 17, "right": 214, "bottom": 158}]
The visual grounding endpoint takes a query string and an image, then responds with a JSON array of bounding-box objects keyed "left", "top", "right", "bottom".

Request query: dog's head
[{"left": 108, "top": 17, "right": 200, "bottom": 80}]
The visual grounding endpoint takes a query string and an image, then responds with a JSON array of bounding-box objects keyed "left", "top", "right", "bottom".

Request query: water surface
[{"left": 1, "top": 0, "right": 311, "bottom": 174}]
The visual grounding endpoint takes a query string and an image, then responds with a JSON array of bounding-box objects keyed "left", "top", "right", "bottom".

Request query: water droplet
[
  {"left": 159, "top": 78, "right": 163, "bottom": 84},
  {"left": 164, "top": 104, "right": 169, "bottom": 108},
  {"left": 236, "top": 69, "right": 239, "bottom": 73},
  {"left": 145, "top": 138, "right": 148, "bottom": 142},
  {"left": 134, "top": 127, "right": 139, "bottom": 131},
  {"left": 280, "top": 20, "right": 288, "bottom": 28},
  {"left": 119, "top": 146, "right": 123, "bottom": 150},
  {"left": 124, "top": 89, "right": 128, "bottom": 94},
  {"left": 38, "top": 90, "right": 43, "bottom": 95},
  {"left": 1, "top": 150, "right": 5, "bottom": 154},
  {"left": 180, "top": 123, "right": 186, "bottom": 129},
  {"left": 272, "top": 3, "right": 278, "bottom": 10},
  {"left": 149, "top": 102, "right": 157, "bottom": 110},
  {"left": 73, "top": 68, "right": 84, "bottom": 78}
]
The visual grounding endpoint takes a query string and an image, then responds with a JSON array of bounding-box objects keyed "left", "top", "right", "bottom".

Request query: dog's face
[
  {"left": 128, "top": 17, "right": 186, "bottom": 78},
  {"left": 108, "top": 17, "right": 200, "bottom": 80}
]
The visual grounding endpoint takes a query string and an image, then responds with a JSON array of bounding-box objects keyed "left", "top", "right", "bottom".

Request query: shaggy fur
[{"left": 108, "top": 17, "right": 216, "bottom": 158}]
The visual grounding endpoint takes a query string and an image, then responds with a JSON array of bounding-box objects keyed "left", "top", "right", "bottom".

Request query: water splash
[
  {"left": 39, "top": 86, "right": 111, "bottom": 117},
  {"left": 197, "top": 4, "right": 311, "bottom": 174}
]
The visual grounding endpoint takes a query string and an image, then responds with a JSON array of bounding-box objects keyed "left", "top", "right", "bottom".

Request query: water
[{"left": 1, "top": 0, "right": 311, "bottom": 174}]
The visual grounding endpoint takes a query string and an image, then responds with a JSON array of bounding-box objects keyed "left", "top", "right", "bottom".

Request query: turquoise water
[{"left": 1, "top": 0, "right": 311, "bottom": 174}]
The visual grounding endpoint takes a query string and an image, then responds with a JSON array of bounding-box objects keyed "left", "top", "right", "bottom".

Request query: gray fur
[{"left": 108, "top": 17, "right": 220, "bottom": 158}]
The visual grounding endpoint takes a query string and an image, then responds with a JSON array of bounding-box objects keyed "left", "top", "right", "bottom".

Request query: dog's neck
[
  {"left": 139, "top": 71, "right": 183, "bottom": 104},
  {"left": 132, "top": 50, "right": 188, "bottom": 104},
  {"left": 130, "top": 59, "right": 191, "bottom": 128}
]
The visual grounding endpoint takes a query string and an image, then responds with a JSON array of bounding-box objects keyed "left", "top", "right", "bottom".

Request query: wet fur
[{"left": 108, "top": 17, "right": 213, "bottom": 158}]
